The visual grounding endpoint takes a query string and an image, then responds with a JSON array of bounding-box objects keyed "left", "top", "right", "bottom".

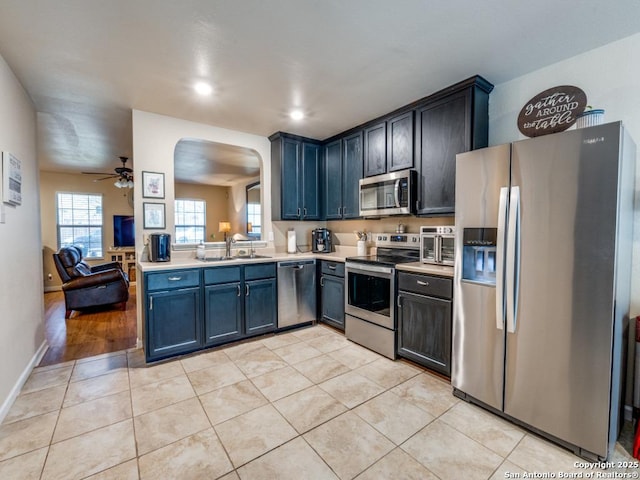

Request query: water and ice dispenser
[{"left": 462, "top": 228, "right": 497, "bottom": 285}]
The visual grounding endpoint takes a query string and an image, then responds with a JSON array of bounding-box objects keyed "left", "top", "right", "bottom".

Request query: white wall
[
  {"left": 489, "top": 33, "right": 640, "bottom": 317},
  {"left": 0, "top": 54, "right": 44, "bottom": 420},
  {"left": 131, "top": 110, "right": 272, "bottom": 340}
]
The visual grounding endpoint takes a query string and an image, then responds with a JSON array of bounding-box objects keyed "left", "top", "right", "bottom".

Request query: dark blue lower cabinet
[
  {"left": 245, "top": 278, "right": 277, "bottom": 335},
  {"left": 204, "top": 283, "right": 243, "bottom": 346},
  {"left": 146, "top": 287, "right": 201, "bottom": 361},
  {"left": 320, "top": 274, "right": 345, "bottom": 330}
]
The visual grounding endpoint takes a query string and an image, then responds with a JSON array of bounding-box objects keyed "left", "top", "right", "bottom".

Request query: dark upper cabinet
[
  {"left": 281, "top": 138, "right": 300, "bottom": 219},
  {"left": 270, "top": 132, "right": 321, "bottom": 221},
  {"left": 342, "top": 132, "right": 363, "bottom": 219},
  {"left": 323, "top": 139, "right": 343, "bottom": 220},
  {"left": 415, "top": 77, "right": 492, "bottom": 215},
  {"left": 363, "top": 122, "right": 387, "bottom": 177},
  {"left": 323, "top": 132, "right": 363, "bottom": 220},
  {"left": 302, "top": 143, "right": 321, "bottom": 219},
  {"left": 387, "top": 111, "right": 414, "bottom": 172}
]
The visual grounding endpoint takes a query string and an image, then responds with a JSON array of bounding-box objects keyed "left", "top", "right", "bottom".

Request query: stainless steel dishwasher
[{"left": 277, "top": 260, "right": 317, "bottom": 328}]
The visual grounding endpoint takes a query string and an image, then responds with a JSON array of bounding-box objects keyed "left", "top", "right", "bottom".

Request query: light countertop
[
  {"left": 396, "top": 262, "right": 454, "bottom": 278},
  {"left": 138, "top": 251, "right": 349, "bottom": 272}
]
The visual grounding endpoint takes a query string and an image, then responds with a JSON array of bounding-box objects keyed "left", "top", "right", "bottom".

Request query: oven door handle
[{"left": 346, "top": 263, "right": 394, "bottom": 276}]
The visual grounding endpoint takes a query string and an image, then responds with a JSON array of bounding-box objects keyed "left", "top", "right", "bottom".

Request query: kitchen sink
[
  {"left": 200, "top": 256, "right": 235, "bottom": 262},
  {"left": 233, "top": 254, "right": 272, "bottom": 259}
]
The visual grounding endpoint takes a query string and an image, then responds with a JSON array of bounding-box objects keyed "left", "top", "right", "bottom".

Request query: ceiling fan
[{"left": 82, "top": 156, "right": 133, "bottom": 188}]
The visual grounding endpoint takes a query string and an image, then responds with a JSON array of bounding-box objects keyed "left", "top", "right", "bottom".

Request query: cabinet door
[
  {"left": 281, "top": 138, "right": 301, "bottom": 219},
  {"left": 342, "top": 131, "right": 363, "bottom": 218},
  {"left": 324, "top": 140, "right": 343, "bottom": 220},
  {"left": 146, "top": 287, "right": 201, "bottom": 361},
  {"left": 397, "top": 291, "right": 452, "bottom": 376},
  {"left": 387, "top": 111, "right": 414, "bottom": 172},
  {"left": 204, "top": 283, "right": 243, "bottom": 346},
  {"left": 245, "top": 278, "right": 277, "bottom": 336},
  {"left": 321, "top": 274, "right": 345, "bottom": 330},
  {"left": 416, "top": 89, "right": 470, "bottom": 215},
  {"left": 363, "top": 122, "right": 387, "bottom": 177},
  {"left": 301, "top": 142, "right": 321, "bottom": 220}
]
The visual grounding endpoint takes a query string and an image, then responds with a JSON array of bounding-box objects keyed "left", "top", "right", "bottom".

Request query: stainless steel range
[{"left": 345, "top": 233, "right": 419, "bottom": 359}]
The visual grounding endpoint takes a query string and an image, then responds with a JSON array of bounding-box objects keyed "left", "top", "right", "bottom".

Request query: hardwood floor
[{"left": 39, "top": 286, "right": 138, "bottom": 366}]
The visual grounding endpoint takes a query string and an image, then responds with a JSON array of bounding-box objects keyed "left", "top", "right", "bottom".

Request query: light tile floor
[{"left": 0, "top": 324, "right": 636, "bottom": 480}]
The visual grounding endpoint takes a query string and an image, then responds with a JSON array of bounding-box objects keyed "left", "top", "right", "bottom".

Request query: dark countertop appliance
[
  {"left": 312, "top": 228, "right": 332, "bottom": 253},
  {"left": 148, "top": 233, "right": 171, "bottom": 262}
]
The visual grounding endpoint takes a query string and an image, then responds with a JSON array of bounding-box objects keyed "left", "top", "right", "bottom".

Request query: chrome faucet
[{"left": 225, "top": 235, "right": 235, "bottom": 258}]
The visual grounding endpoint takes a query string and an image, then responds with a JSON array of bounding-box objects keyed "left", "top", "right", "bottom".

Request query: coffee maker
[{"left": 311, "top": 228, "right": 332, "bottom": 253}]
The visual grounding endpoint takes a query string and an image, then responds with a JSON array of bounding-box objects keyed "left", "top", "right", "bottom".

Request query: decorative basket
[{"left": 575, "top": 109, "right": 604, "bottom": 129}]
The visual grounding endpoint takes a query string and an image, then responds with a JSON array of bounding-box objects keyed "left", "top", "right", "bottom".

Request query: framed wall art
[
  {"left": 2, "top": 151, "right": 22, "bottom": 205},
  {"left": 143, "top": 202, "right": 166, "bottom": 229},
  {"left": 142, "top": 171, "right": 165, "bottom": 199}
]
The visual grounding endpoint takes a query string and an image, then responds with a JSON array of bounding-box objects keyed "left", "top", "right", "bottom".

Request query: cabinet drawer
[
  {"left": 397, "top": 272, "right": 452, "bottom": 299},
  {"left": 146, "top": 269, "right": 200, "bottom": 291},
  {"left": 321, "top": 261, "right": 344, "bottom": 277},
  {"left": 204, "top": 266, "right": 241, "bottom": 285},
  {"left": 245, "top": 262, "right": 276, "bottom": 281}
]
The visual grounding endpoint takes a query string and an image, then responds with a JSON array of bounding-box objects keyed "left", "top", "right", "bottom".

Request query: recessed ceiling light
[
  {"left": 194, "top": 82, "right": 213, "bottom": 96},
  {"left": 290, "top": 109, "right": 304, "bottom": 120}
]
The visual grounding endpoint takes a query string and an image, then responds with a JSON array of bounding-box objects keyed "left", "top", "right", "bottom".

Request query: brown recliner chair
[{"left": 53, "top": 246, "right": 130, "bottom": 319}]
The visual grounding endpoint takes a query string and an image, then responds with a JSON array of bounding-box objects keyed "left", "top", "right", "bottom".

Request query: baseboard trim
[{"left": 0, "top": 340, "right": 49, "bottom": 424}]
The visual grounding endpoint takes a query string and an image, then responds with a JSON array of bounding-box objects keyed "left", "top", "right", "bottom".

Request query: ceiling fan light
[{"left": 127, "top": 180, "right": 134, "bottom": 188}]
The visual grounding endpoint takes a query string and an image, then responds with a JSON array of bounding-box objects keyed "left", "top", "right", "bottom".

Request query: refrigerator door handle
[
  {"left": 506, "top": 186, "right": 521, "bottom": 333},
  {"left": 496, "top": 187, "right": 509, "bottom": 330}
]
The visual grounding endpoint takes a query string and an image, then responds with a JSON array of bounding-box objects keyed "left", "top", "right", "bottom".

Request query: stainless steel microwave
[{"left": 359, "top": 169, "right": 417, "bottom": 217}]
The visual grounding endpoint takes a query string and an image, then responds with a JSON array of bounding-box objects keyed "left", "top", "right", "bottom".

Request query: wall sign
[
  {"left": 2, "top": 151, "right": 22, "bottom": 205},
  {"left": 517, "top": 86, "right": 587, "bottom": 137}
]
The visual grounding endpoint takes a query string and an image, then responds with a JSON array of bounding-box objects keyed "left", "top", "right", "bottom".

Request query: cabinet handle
[
  {"left": 237, "top": 284, "right": 241, "bottom": 297},
  {"left": 338, "top": 207, "right": 341, "bottom": 215},
  {"left": 397, "top": 296, "right": 401, "bottom": 308},
  {"left": 417, "top": 280, "right": 429, "bottom": 286},
  {"left": 149, "top": 296, "right": 153, "bottom": 310},
  {"left": 245, "top": 284, "right": 250, "bottom": 296},
  {"left": 303, "top": 207, "right": 307, "bottom": 217},
  {"left": 328, "top": 265, "right": 336, "bottom": 270},
  {"left": 168, "top": 276, "right": 182, "bottom": 281},
  {"left": 297, "top": 208, "right": 301, "bottom": 217},
  {"left": 320, "top": 277, "right": 324, "bottom": 287}
]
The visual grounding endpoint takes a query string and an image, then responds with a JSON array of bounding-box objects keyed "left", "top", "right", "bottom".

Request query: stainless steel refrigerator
[{"left": 452, "top": 122, "right": 636, "bottom": 460}]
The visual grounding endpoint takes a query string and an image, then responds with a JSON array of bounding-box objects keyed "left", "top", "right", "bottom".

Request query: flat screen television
[{"left": 113, "top": 215, "right": 135, "bottom": 247}]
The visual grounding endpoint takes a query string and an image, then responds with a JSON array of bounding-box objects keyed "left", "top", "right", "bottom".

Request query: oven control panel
[{"left": 372, "top": 233, "right": 420, "bottom": 248}]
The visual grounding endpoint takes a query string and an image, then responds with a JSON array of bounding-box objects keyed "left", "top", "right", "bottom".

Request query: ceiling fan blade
[
  {"left": 81, "top": 171, "right": 117, "bottom": 176},
  {"left": 92, "top": 175, "right": 119, "bottom": 181}
]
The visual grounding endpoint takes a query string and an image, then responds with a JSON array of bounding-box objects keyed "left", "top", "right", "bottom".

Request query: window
[
  {"left": 246, "top": 182, "right": 261, "bottom": 239},
  {"left": 247, "top": 203, "right": 261, "bottom": 238},
  {"left": 57, "top": 192, "right": 103, "bottom": 258},
  {"left": 175, "top": 199, "right": 206, "bottom": 243}
]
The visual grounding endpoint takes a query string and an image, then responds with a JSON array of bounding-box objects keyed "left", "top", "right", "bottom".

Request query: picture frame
[
  {"left": 2, "top": 151, "right": 22, "bottom": 205},
  {"left": 143, "top": 202, "right": 166, "bottom": 229},
  {"left": 142, "top": 171, "right": 165, "bottom": 199}
]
